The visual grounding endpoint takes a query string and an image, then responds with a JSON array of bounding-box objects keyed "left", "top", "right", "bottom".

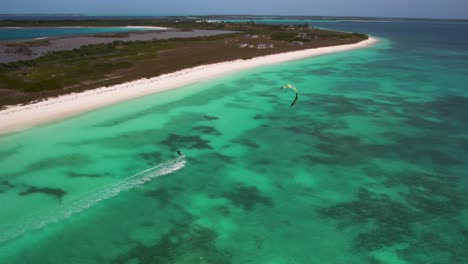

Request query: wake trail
[{"left": 0, "top": 156, "right": 186, "bottom": 244}]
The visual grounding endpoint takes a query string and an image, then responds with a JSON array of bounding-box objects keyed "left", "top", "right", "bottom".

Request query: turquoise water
[
  {"left": 0, "top": 27, "right": 157, "bottom": 41},
  {"left": 1, "top": 21, "right": 468, "bottom": 263}
]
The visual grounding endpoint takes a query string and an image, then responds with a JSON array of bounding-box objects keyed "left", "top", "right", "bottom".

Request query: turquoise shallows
[{"left": 1, "top": 20, "right": 468, "bottom": 263}]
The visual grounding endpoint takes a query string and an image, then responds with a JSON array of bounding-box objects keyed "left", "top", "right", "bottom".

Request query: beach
[{"left": 0, "top": 37, "right": 376, "bottom": 135}]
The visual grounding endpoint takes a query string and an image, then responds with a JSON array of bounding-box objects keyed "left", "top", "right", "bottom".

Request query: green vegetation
[
  {"left": 0, "top": 40, "right": 172, "bottom": 91},
  {"left": 270, "top": 32, "right": 308, "bottom": 42},
  {"left": 0, "top": 20, "right": 367, "bottom": 107},
  {"left": 271, "top": 32, "right": 298, "bottom": 41},
  {"left": 4, "top": 43, "right": 33, "bottom": 56},
  {"left": 170, "top": 33, "right": 241, "bottom": 42},
  {"left": 3, "top": 39, "right": 51, "bottom": 57},
  {"left": 271, "top": 29, "right": 364, "bottom": 42},
  {"left": 339, "top": 32, "right": 369, "bottom": 40},
  {"left": 6, "top": 39, "right": 51, "bottom": 47},
  {"left": 351, "top": 32, "right": 368, "bottom": 39}
]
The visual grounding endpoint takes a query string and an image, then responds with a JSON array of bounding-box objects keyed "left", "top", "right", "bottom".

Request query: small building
[
  {"left": 257, "top": 43, "right": 274, "bottom": 49},
  {"left": 291, "top": 41, "right": 304, "bottom": 46},
  {"left": 248, "top": 44, "right": 255, "bottom": 48},
  {"left": 257, "top": 43, "right": 267, "bottom": 49},
  {"left": 297, "top": 32, "right": 308, "bottom": 39},
  {"left": 245, "top": 34, "right": 259, "bottom": 39},
  {"left": 238, "top": 43, "right": 248, "bottom": 48}
]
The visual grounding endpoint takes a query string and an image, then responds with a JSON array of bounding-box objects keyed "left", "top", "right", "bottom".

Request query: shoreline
[{"left": 0, "top": 37, "right": 377, "bottom": 136}]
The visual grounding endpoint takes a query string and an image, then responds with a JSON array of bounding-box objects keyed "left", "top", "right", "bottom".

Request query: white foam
[{"left": 0, "top": 156, "right": 186, "bottom": 244}]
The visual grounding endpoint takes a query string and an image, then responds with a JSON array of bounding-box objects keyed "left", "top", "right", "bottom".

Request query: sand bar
[{"left": 0, "top": 37, "right": 377, "bottom": 135}]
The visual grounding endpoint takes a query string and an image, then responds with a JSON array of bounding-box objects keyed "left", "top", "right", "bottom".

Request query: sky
[{"left": 1, "top": 0, "right": 467, "bottom": 19}]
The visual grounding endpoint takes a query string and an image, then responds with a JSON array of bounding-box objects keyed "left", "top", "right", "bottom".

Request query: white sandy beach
[
  {"left": 122, "top": 26, "right": 169, "bottom": 30},
  {"left": 0, "top": 37, "right": 377, "bottom": 135}
]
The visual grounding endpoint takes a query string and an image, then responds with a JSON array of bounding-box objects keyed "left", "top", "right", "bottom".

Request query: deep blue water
[{"left": 226, "top": 19, "right": 468, "bottom": 50}]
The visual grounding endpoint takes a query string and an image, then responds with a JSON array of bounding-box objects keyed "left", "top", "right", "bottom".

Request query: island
[{"left": 0, "top": 18, "right": 375, "bottom": 134}]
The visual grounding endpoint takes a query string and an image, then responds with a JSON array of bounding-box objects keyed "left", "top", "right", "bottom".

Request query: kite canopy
[{"left": 280, "top": 84, "right": 299, "bottom": 107}]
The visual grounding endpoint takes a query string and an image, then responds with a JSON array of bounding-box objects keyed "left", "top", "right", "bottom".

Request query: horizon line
[{"left": 0, "top": 13, "right": 467, "bottom": 21}]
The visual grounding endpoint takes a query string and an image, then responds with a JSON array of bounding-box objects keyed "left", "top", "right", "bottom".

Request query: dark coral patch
[
  {"left": 254, "top": 93, "right": 280, "bottom": 99},
  {"left": 68, "top": 172, "right": 111, "bottom": 178},
  {"left": 426, "top": 150, "right": 462, "bottom": 166},
  {"left": 113, "top": 223, "right": 231, "bottom": 264},
  {"left": 319, "top": 168, "right": 468, "bottom": 256},
  {"left": 303, "top": 134, "right": 388, "bottom": 166},
  {"left": 203, "top": 115, "right": 219, "bottom": 120},
  {"left": 19, "top": 186, "right": 66, "bottom": 200},
  {"left": 382, "top": 132, "right": 462, "bottom": 167},
  {"left": 94, "top": 107, "right": 164, "bottom": 127},
  {"left": 97, "top": 129, "right": 163, "bottom": 149},
  {"left": 331, "top": 80, "right": 381, "bottom": 94},
  {"left": 284, "top": 126, "right": 309, "bottom": 135},
  {"left": 138, "top": 151, "right": 162, "bottom": 165},
  {"left": 221, "top": 185, "right": 273, "bottom": 211},
  {"left": 299, "top": 119, "right": 462, "bottom": 168},
  {"left": 0, "top": 146, "right": 21, "bottom": 160},
  {"left": 161, "top": 133, "right": 212, "bottom": 150},
  {"left": 1, "top": 181, "right": 14, "bottom": 188},
  {"left": 319, "top": 188, "right": 419, "bottom": 250},
  {"left": 284, "top": 120, "right": 348, "bottom": 136},
  {"left": 396, "top": 95, "right": 468, "bottom": 134},
  {"left": 145, "top": 185, "right": 184, "bottom": 208},
  {"left": 305, "top": 94, "right": 374, "bottom": 116},
  {"left": 234, "top": 138, "right": 260, "bottom": 149},
  {"left": 145, "top": 188, "right": 172, "bottom": 208},
  {"left": 215, "top": 205, "right": 231, "bottom": 217},
  {"left": 27, "top": 154, "right": 92, "bottom": 171},
  {"left": 192, "top": 125, "right": 222, "bottom": 136},
  {"left": 397, "top": 231, "right": 468, "bottom": 263},
  {"left": 94, "top": 100, "right": 208, "bottom": 128},
  {"left": 307, "top": 67, "right": 337, "bottom": 76},
  {"left": 247, "top": 158, "right": 273, "bottom": 174},
  {"left": 211, "top": 152, "right": 234, "bottom": 163},
  {"left": 385, "top": 173, "right": 465, "bottom": 216},
  {"left": 423, "top": 95, "right": 468, "bottom": 123},
  {"left": 0, "top": 180, "right": 15, "bottom": 193},
  {"left": 69, "top": 125, "right": 191, "bottom": 149},
  {"left": 253, "top": 114, "right": 281, "bottom": 120},
  {"left": 376, "top": 98, "right": 468, "bottom": 170}
]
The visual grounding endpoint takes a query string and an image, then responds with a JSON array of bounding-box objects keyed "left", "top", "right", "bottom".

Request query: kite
[{"left": 280, "top": 84, "right": 298, "bottom": 107}]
